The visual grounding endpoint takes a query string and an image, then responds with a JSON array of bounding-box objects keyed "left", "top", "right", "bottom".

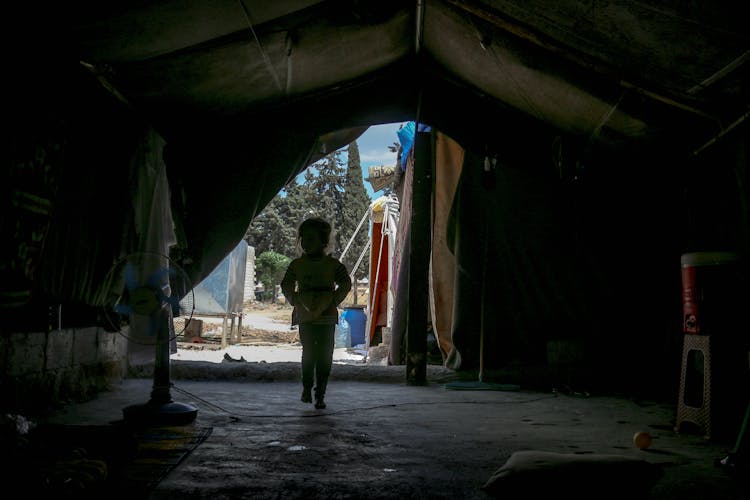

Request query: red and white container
[{"left": 681, "top": 251, "right": 741, "bottom": 335}]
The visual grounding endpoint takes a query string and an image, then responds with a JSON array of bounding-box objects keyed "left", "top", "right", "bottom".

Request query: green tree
[
  {"left": 244, "top": 181, "right": 312, "bottom": 257},
  {"left": 281, "top": 180, "right": 315, "bottom": 254},
  {"left": 244, "top": 195, "right": 291, "bottom": 255},
  {"left": 245, "top": 147, "right": 366, "bottom": 289},
  {"left": 340, "top": 141, "right": 371, "bottom": 281},
  {"left": 302, "top": 150, "right": 346, "bottom": 253},
  {"left": 255, "top": 251, "right": 291, "bottom": 303}
]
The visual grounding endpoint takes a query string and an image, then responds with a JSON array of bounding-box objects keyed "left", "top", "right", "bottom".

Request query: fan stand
[{"left": 123, "top": 306, "right": 198, "bottom": 426}]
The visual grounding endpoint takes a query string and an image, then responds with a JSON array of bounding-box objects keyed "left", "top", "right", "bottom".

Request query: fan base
[{"left": 123, "top": 400, "right": 198, "bottom": 426}]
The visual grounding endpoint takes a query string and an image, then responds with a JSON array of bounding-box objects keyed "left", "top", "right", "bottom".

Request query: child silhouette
[{"left": 281, "top": 217, "right": 352, "bottom": 409}]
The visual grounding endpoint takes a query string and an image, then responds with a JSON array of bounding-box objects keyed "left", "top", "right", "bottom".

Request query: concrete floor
[{"left": 40, "top": 359, "right": 749, "bottom": 499}]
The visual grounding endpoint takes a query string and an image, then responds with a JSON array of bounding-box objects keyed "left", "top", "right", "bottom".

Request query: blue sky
[
  {"left": 297, "top": 122, "right": 404, "bottom": 199},
  {"left": 357, "top": 122, "right": 404, "bottom": 198}
]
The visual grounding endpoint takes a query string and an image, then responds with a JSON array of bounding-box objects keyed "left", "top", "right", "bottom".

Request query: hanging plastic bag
[{"left": 335, "top": 317, "right": 351, "bottom": 348}]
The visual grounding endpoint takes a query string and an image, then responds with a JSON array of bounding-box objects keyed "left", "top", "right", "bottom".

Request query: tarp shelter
[
  {"left": 190, "top": 240, "right": 248, "bottom": 345},
  {"left": 338, "top": 194, "right": 399, "bottom": 350},
  {"left": 5, "top": 1, "right": 750, "bottom": 409},
  {"left": 367, "top": 195, "right": 400, "bottom": 348},
  {"left": 192, "top": 240, "right": 248, "bottom": 317}
]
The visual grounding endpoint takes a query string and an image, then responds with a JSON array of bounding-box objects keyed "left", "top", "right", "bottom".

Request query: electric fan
[
  {"left": 100, "top": 251, "right": 198, "bottom": 425},
  {"left": 101, "top": 251, "right": 195, "bottom": 344}
]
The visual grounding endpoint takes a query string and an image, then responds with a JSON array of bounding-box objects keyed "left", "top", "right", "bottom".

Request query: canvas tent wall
[
  {"left": 5, "top": 1, "right": 750, "bottom": 409},
  {"left": 385, "top": 118, "right": 750, "bottom": 404}
]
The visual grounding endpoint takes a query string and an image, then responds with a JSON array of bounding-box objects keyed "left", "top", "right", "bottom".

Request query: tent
[{"left": 4, "top": 1, "right": 750, "bottom": 403}]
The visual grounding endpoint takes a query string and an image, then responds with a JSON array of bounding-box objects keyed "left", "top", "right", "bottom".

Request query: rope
[
  {"left": 349, "top": 240, "right": 371, "bottom": 282},
  {"left": 340, "top": 207, "right": 371, "bottom": 262},
  {"left": 337, "top": 194, "right": 401, "bottom": 349},
  {"left": 238, "top": 0, "right": 282, "bottom": 91}
]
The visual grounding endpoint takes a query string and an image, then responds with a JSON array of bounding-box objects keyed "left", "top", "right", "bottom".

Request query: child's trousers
[{"left": 299, "top": 323, "right": 335, "bottom": 396}]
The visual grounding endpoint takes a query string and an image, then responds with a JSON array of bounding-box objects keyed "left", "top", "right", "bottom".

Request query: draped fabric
[
  {"left": 441, "top": 128, "right": 704, "bottom": 395},
  {"left": 368, "top": 220, "right": 389, "bottom": 346},
  {"left": 38, "top": 124, "right": 176, "bottom": 308},
  {"left": 447, "top": 141, "right": 604, "bottom": 373},
  {"left": 429, "top": 132, "right": 464, "bottom": 364},
  {"left": 32, "top": 75, "right": 145, "bottom": 310},
  {"left": 164, "top": 127, "right": 320, "bottom": 287},
  {"left": 4, "top": 63, "right": 326, "bottom": 330}
]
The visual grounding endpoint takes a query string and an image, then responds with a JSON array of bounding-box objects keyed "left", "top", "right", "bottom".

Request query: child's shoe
[{"left": 314, "top": 388, "right": 326, "bottom": 409}]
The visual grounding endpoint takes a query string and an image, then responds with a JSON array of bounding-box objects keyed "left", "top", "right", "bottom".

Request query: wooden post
[
  {"left": 221, "top": 314, "right": 228, "bottom": 349},
  {"left": 406, "top": 129, "right": 432, "bottom": 385}
]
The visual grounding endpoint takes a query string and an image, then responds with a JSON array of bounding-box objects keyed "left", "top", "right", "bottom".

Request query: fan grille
[{"left": 100, "top": 252, "right": 194, "bottom": 345}]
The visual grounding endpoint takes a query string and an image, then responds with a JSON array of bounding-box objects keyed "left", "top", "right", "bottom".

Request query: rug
[
  {"left": 5, "top": 422, "right": 212, "bottom": 497},
  {"left": 121, "top": 424, "right": 213, "bottom": 493}
]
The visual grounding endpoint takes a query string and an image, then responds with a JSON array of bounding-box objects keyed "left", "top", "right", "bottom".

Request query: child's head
[{"left": 297, "top": 217, "right": 333, "bottom": 256}]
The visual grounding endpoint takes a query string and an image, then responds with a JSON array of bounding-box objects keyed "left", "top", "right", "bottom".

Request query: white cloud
[
  {"left": 360, "top": 149, "right": 398, "bottom": 165},
  {"left": 356, "top": 122, "right": 402, "bottom": 166}
]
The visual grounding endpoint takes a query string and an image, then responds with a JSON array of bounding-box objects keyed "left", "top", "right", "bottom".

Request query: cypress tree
[
  {"left": 341, "top": 141, "right": 371, "bottom": 283},
  {"left": 302, "top": 150, "right": 346, "bottom": 254},
  {"left": 244, "top": 180, "right": 312, "bottom": 258},
  {"left": 244, "top": 194, "right": 291, "bottom": 256},
  {"left": 246, "top": 143, "right": 371, "bottom": 285}
]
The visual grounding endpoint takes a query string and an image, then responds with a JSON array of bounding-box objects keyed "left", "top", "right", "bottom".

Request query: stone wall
[{"left": 0, "top": 328, "right": 129, "bottom": 415}]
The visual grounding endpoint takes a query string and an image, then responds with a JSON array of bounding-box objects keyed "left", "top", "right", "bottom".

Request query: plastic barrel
[{"left": 342, "top": 305, "right": 366, "bottom": 347}]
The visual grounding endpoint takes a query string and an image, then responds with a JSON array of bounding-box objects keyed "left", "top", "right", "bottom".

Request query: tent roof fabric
[
  {"left": 8, "top": 0, "right": 749, "bottom": 297},
  {"left": 16, "top": 1, "right": 747, "bottom": 148}
]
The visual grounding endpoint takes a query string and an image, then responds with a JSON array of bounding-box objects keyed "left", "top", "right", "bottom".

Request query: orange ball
[{"left": 633, "top": 431, "right": 652, "bottom": 450}]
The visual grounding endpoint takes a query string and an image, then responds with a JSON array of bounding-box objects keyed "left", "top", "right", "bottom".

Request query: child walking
[{"left": 281, "top": 217, "right": 352, "bottom": 409}]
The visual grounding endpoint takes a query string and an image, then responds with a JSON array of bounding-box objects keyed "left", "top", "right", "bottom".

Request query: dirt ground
[
  {"left": 176, "top": 301, "right": 299, "bottom": 346},
  {"left": 170, "top": 300, "right": 379, "bottom": 367},
  {"left": 234, "top": 301, "right": 298, "bottom": 343}
]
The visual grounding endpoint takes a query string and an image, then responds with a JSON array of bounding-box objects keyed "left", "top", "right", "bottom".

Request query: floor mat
[
  {"left": 4, "top": 422, "right": 212, "bottom": 497},
  {"left": 123, "top": 425, "right": 214, "bottom": 492}
]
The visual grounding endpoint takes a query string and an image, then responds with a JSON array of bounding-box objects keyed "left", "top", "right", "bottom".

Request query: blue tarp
[
  {"left": 192, "top": 240, "right": 248, "bottom": 315},
  {"left": 397, "top": 121, "right": 432, "bottom": 171}
]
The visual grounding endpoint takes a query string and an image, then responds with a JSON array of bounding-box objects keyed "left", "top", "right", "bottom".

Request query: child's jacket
[{"left": 281, "top": 254, "right": 352, "bottom": 326}]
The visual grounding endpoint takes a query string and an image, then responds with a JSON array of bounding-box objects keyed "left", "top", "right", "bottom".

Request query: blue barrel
[{"left": 342, "top": 305, "right": 366, "bottom": 347}]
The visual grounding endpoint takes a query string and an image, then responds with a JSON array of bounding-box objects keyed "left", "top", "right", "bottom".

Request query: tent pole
[
  {"left": 406, "top": 127, "right": 431, "bottom": 386},
  {"left": 478, "top": 218, "right": 488, "bottom": 383}
]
